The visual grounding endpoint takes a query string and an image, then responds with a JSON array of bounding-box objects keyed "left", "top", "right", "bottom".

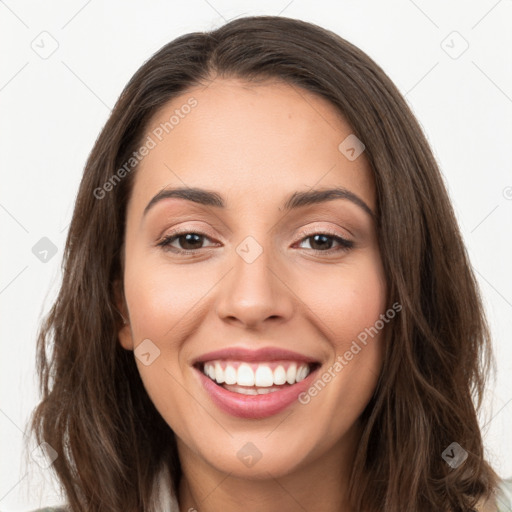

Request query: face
[{"left": 117, "top": 77, "right": 387, "bottom": 480}]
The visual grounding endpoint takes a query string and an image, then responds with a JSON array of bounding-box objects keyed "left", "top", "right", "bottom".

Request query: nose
[{"left": 215, "top": 242, "right": 294, "bottom": 330}]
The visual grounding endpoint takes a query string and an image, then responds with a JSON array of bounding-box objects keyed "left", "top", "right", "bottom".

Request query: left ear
[{"left": 114, "top": 279, "right": 134, "bottom": 351}]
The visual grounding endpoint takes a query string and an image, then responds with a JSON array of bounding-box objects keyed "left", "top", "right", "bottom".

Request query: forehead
[{"left": 128, "top": 77, "right": 375, "bottom": 215}]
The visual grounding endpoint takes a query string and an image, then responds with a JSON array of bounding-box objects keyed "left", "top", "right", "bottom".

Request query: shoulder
[
  {"left": 495, "top": 477, "right": 512, "bottom": 512},
  {"left": 476, "top": 477, "right": 512, "bottom": 512},
  {"left": 17, "top": 481, "right": 512, "bottom": 512}
]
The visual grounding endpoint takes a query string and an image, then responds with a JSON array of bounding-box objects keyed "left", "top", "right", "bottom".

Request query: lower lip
[{"left": 195, "top": 366, "right": 319, "bottom": 419}]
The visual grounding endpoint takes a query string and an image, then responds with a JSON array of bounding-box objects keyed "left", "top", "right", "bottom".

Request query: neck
[{"left": 176, "top": 423, "right": 360, "bottom": 512}]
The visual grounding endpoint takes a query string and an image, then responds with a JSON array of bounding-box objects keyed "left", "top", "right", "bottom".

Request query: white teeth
[
  {"left": 237, "top": 364, "right": 254, "bottom": 386},
  {"left": 222, "top": 384, "right": 283, "bottom": 395},
  {"left": 286, "top": 363, "right": 297, "bottom": 385},
  {"left": 226, "top": 384, "right": 258, "bottom": 395},
  {"left": 202, "top": 361, "right": 312, "bottom": 388},
  {"left": 273, "top": 365, "right": 287, "bottom": 385},
  {"left": 224, "top": 365, "right": 237, "bottom": 385},
  {"left": 254, "top": 366, "right": 274, "bottom": 387},
  {"left": 296, "top": 365, "right": 307, "bottom": 382},
  {"left": 255, "top": 387, "right": 280, "bottom": 394},
  {"left": 214, "top": 362, "right": 224, "bottom": 384}
]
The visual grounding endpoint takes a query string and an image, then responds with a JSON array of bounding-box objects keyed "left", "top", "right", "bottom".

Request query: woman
[{"left": 26, "top": 15, "right": 512, "bottom": 512}]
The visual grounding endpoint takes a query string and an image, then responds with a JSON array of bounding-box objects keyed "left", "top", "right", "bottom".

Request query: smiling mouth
[{"left": 195, "top": 360, "right": 321, "bottom": 395}]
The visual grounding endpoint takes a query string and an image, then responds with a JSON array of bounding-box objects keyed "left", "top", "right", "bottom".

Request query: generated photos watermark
[
  {"left": 93, "top": 97, "right": 198, "bottom": 200},
  {"left": 298, "top": 302, "right": 402, "bottom": 405}
]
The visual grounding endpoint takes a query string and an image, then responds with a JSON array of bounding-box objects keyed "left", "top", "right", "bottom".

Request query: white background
[{"left": 1, "top": 1, "right": 511, "bottom": 510}]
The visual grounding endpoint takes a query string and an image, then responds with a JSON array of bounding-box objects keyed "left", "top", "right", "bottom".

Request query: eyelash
[{"left": 156, "top": 229, "right": 354, "bottom": 256}]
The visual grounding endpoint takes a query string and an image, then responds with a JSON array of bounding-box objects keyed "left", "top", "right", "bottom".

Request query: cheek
[
  {"left": 298, "top": 252, "right": 387, "bottom": 351},
  {"left": 292, "top": 255, "right": 387, "bottom": 437},
  {"left": 123, "top": 252, "right": 214, "bottom": 342},
  {"left": 122, "top": 250, "right": 205, "bottom": 435}
]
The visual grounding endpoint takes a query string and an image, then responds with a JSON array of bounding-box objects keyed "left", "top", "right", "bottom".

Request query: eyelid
[
  {"left": 155, "top": 228, "right": 219, "bottom": 250},
  {"left": 293, "top": 227, "right": 354, "bottom": 252},
  {"left": 156, "top": 221, "right": 219, "bottom": 241},
  {"left": 294, "top": 224, "right": 353, "bottom": 242}
]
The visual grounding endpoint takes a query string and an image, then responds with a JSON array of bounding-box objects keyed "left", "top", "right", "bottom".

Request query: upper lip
[{"left": 192, "top": 346, "right": 320, "bottom": 366}]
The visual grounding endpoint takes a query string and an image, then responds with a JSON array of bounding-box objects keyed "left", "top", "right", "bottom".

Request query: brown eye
[
  {"left": 297, "top": 232, "right": 354, "bottom": 253},
  {"left": 157, "top": 231, "right": 217, "bottom": 254}
]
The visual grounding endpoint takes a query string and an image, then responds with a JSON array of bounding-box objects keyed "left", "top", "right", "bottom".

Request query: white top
[
  {"left": 154, "top": 466, "right": 512, "bottom": 512},
  {"left": 494, "top": 478, "right": 512, "bottom": 512},
  {"left": 22, "top": 469, "right": 512, "bottom": 511}
]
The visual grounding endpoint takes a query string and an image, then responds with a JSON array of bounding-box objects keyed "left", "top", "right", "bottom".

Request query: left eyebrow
[
  {"left": 143, "top": 186, "right": 375, "bottom": 218},
  {"left": 283, "top": 187, "right": 374, "bottom": 218}
]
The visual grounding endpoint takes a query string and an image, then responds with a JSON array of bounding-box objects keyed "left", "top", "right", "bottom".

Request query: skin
[{"left": 117, "top": 77, "right": 387, "bottom": 512}]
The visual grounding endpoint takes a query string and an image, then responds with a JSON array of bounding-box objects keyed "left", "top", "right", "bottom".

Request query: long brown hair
[{"left": 28, "top": 15, "right": 499, "bottom": 511}]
